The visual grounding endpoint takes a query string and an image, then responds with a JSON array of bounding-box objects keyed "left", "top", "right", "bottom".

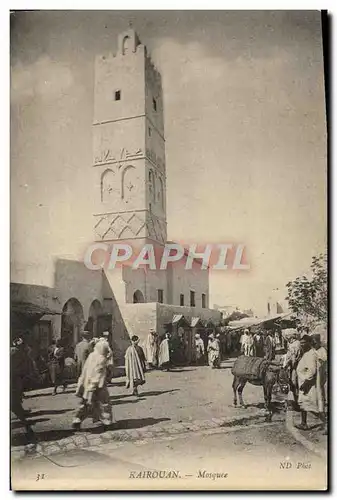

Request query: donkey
[{"left": 231, "top": 357, "right": 288, "bottom": 421}]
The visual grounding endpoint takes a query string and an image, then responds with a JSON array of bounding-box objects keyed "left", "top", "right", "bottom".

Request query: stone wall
[
  {"left": 94, "top": 44, "right": 146, "bottom": 125},
  {"left": 169, "top": 259, "right": 209, "bottom": 308},
  {"left": 119, "top": 302, "right": 157, "bottom": 347},
  {"left": 53, "top": 260, "right": 131, "bottom": 362},
  {"left": 54, "top": 259, "right": 103, "bottom": 320}
]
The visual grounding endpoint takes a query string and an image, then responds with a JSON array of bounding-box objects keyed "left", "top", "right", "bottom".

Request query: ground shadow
[
  {"left": 109, "top": 398, "right": 146, "bottom": 405},
  {"left": 109, "top": 393, "right": 133, "bottom": 401},
  {"left": 24, "top": 408, "right": 72, "bottom": 418},
  {"left": 114, "top": 417, "right": 170, "bottom": 431},
  {"left": 81, "top": 416, "right": 171, "bottom": 435},
  {"left": 11, "top": 418, "right": 50, "bottom": 430},
  {"left": 11, "top": 416, "right": 171, "bottom": 448},
  {"left": 25, "top": 388, "right": 77, "bottom": 399},
  {"left": 11, "top": 428, "right": 75, "bottom": 447},
  {"left": 24, "top": 392, "right": 55, "bottom": 399},
  {"left": 168, "top": 368, "right": 196, "bottom": 373},
  {"left": 244, "top": 401, "right": 286, "bottom": 414},
  {"left": 139, "top": 389, "right": 179, "bottom": 397}
]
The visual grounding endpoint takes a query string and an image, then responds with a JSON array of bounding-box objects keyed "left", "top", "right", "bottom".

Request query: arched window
[
  {"left": 121, "top": 165, "right": 136, "bottom": 202},
  {"left": 123, "top": 36, "right": 130, "bottom": 55},
  {"left": 101, "top": 169, "right": 116, "bottom": 202}
]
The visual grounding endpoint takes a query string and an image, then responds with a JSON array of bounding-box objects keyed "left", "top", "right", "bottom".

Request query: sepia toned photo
[{"left": 10, "top": 10, "right": 328, "bottom": 491}]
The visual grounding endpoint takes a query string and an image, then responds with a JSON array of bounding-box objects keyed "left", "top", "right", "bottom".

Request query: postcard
[{"left": 10, "top": 10, "right": 328, "bottom": 491}]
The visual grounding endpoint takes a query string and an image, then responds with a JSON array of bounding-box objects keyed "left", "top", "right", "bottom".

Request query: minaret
[{"left": 92, "top": 29, "right": 167, "bottom": 247}]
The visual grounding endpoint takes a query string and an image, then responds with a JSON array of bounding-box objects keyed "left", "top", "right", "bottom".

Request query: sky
[{"left": 10, "top": 10, "right": 327, "bottom": 315}]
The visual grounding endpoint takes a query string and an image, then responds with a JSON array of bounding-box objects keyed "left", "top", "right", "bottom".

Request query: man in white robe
[
  {"left": 158, "top": 333, "right": 171, "bottom": 371},
  {"left": 144, "top": 329, "right": 158, "bottom": 368},
  {"left": 207, "top": 333, "right": 220, "bottom": 368},
  {"left": 296, "top": 335, "right": 326, "bottom": 432},
  {"left": 240, "top": 329, "right": 249, "bottom": 355},
  {"left": 194, "top": 333, "right": 205, "bottom": 364}
]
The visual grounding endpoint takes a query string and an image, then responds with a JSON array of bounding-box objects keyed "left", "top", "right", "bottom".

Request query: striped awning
[
  {"left": 172, "top": 314, "right": 183, "bottom": 324},
  {"left": 191, "top": 317, "right": 200, "bottom": 327}
]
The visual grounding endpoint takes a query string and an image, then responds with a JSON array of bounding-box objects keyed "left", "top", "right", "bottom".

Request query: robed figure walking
[{"left": 125, "top": 336, "right": 146, "bottom": 396}]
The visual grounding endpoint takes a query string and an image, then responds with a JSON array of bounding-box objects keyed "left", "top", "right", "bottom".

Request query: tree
[{"left": 285, "top": 253, "right": 327, "bottom": 328}]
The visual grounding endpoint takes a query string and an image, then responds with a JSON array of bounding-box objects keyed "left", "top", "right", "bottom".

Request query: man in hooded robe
[
  {"left": 207, "top": 333, "right": 220, "bottom": 368},
  {"left": 144, "top": 329, "right": 158, "bottom": 369},
  {"left": 240, "top": 329, "right": 249, "bottom": 355},
  {"left": 72, "top": 340, "right": 114, "bottom": 430},
  {"left": 158, "top": 333, "right": 171, "bottom": 371},
  {"left": 125, "top": 336, "right": 146, "bottom": 396},
  {"left": 296, "top": 334, "right": 326, "bottom": 432},
  {"left": 48, "top": 339, "right": 67, "bottom": 395},
  {"left": 244, "top": 330, "right": 255, "bottom": 357},
  {"left": 194, "top": 333, "right": 205, "bottom": 364}
]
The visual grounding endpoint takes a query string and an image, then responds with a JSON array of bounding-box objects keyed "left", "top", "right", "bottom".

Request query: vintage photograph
[{"left": 10, "top": 10, "right": 327, "bottom": 490}]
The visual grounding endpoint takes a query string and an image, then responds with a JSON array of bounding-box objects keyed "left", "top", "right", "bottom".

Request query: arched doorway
[
  {"left": 87, "top": 299, "right": 103, "bottom": 338},
  {"left": 61, "top": 298, "right": 84, "bottom": 352},
  {"left": 133, "top": 290, "right": 145, "bottom": 303}
]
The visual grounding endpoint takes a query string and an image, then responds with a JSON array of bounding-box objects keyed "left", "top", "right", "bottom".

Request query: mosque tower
[{"left": 92, "top": 28, "right": 167, "bottom": 247}]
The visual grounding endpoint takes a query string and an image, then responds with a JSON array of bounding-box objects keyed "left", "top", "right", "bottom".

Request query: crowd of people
[
  {"left": 10, "top": 321, "right": 328, "bottom": 439},
  {"left": 143, "top": 329, "right": 224, "bottom": 370},
  {"left": 238, "top": 328, "right": 280, "bottom": 360}
]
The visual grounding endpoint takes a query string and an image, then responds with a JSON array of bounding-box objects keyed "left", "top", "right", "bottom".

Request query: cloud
[
  {"left": 11, "top": 55, "right": 74, "bottom": 102},
  {"left": 151, "top": 37, "right": 312, "bottom": 132}
]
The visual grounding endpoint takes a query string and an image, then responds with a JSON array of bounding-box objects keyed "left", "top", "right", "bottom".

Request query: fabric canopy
[
  {"left": 228, "top": 313, "right": 291, "bottom": 330},
  {"left": 191, "top": 317, "right": 200, "bottom": 328},
  {"left": 172, "top": 314, "right": 184, "bottom": 324}
]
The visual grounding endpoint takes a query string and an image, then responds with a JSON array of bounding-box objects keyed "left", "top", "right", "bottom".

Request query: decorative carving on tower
[
  {"left": 94, "top": 147, "right": 143, "bottom": 167},
  {"left": 101, "top": 169, "right": 118, "bottom": 202},
  {"left": 94, "top": 210, "right": 166, "bottom": 244},
  {"left": 121, "top": 165, "right": 136, "bottom": 203}
]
